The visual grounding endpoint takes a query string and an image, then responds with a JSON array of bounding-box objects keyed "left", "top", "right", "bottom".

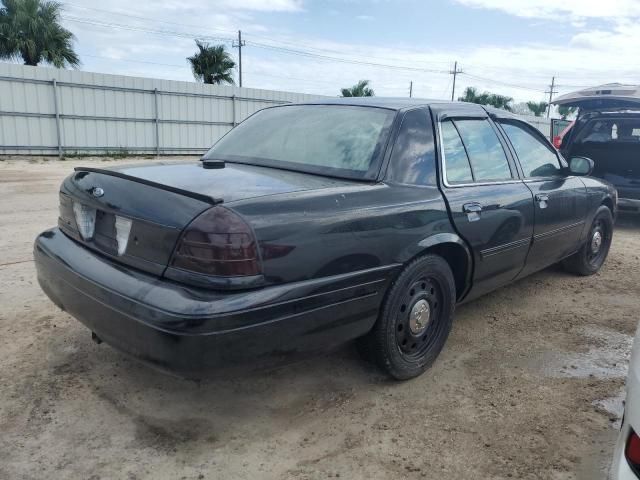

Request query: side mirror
[{"left": 569, "top": 156, "right": 594, "bottom": 176}]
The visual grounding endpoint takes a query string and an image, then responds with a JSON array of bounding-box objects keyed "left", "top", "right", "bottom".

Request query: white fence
[
  {"left": 0, "top": 63, "right": 320, "bottom": 156},
  {"left": 0, "top": 63, "right": 551, "bottom": 157},
  {"left": 517, "top": 114, "right": 552, "bottom": 137}
]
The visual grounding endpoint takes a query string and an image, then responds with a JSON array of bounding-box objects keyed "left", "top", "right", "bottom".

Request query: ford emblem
[{"left": 91, "top": 187, "right": 105, "bottom": 198}]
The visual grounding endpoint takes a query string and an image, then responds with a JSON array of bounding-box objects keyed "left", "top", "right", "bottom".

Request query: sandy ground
[{"left": 1, "top": 157, "right": 639, "bottom": 480}]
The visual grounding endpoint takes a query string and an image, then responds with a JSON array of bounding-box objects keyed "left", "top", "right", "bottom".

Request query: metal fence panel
[
  {"left": 0, "top": 63, "right": 321, "bottom": 155},
  {"left": 0, "top": 63, "right": 552, "bottom": 156}
]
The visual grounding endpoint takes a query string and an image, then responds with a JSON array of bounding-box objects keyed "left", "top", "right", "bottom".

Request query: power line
[
  {"left": 62, "top": 16, "right": 234, "bottom": 43},
  {"left": 461, "top": 72, "right": 546, "bottom": 93},
  {"left": 64, "top": 15, "right": 451, "bottom": 75},
  {"left": 63, "top": 3, "right": 240, "bottom": 36},
  {"left": 62, "top": 9, "right": 617, "bottom": 97},
  {"left": 81, "top": 53, "right": 186, "bottom": 69},
  {"left": 247, "top": 40, "right": 449, "bottom": 73},
  {"left": 63, "top": 3, "right": 452, "bottom": 70}
]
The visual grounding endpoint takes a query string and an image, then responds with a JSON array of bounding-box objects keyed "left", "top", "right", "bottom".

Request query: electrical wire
[
  {"left": 461, "top": 72, "right": 546, "bottom": 93},
  {"left": 60, "top": 8, "right": 624, "bottom": 96},
  {"left": 62, "top": 3, "right": 452, "bottom": 70},
  {"left": 80, "top": 53, "right": 187, "bottom": 69}
]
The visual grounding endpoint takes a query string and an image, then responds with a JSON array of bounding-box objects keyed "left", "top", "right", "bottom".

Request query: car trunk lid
[
  {"left": 59, "top": 162, "right": 356, "bottom": 277},
  {"left": 553, "top": 83, "right": 640, "bottom": 113}
]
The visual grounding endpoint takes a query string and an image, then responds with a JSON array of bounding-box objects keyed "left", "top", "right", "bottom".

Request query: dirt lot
[{"left": 1, "top": 157, "right": 639, "bottom": 480}]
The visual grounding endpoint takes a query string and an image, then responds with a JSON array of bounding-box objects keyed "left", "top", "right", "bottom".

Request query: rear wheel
[
  {"left": 358, "top": 254, "right": 456, "bottom": 380},
  {"left": 563, "top": 206, "right": 613, "bottom": 276}
]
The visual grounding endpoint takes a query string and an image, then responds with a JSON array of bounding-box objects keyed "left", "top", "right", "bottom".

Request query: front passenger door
[{"left": 498, "top": 120, "right": 588, "bottom": 277}]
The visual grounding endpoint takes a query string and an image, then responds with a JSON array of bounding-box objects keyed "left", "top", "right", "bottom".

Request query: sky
[{"left": 45, "top": 0, "right": 640, "bottom": 104}]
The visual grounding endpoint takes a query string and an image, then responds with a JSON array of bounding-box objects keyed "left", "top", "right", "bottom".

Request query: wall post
[
  {"left": 232, "top": 94, "right": 237, "bottom": 127},
  {"left": 52, "top": 79, "right": 62, "bottom": 159},
  {"left": 154, "top": 88, "right": 160, "bottom": 157}
]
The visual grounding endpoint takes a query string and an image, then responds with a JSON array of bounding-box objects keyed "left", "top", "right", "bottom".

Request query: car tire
[
  {"left": 562, "top": 205, "right": 613, "bottom": 276},
  {"left": 358, "top": 254, "right": 456, "bottom": 380}
]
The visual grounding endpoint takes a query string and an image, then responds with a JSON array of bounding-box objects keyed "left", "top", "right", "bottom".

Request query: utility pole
[
  {"left": 233, "top": 30, "right": 246, "bottom": 88},
  {"left": 409, "top": 81, "right": 413, "bottom": 98},
  {"left": 450, "top": 61, "right": 462, "bottom": 101},
  {"left": 545, "top": 76, "right": 557, "bottom": 118}
]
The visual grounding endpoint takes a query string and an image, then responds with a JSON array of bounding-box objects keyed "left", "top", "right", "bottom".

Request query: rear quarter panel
[
  {"left": 579, "top": 176, "right": 618, "bottom": 241},
  {"left": 228, "top": 183, "right": 454, "bottom": 285}
]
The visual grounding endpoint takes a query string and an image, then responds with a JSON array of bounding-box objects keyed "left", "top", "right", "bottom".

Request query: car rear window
[
  {"left": 204, "top": 105, "right": 395, "bottom": 180},
  {"left": 578, "top": 118, "right": 640, "bottom": 144}
]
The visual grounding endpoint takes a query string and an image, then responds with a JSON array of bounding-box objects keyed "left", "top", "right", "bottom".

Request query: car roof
[{"left": 292, "top": 97, "right": 484, "bottom": 111}]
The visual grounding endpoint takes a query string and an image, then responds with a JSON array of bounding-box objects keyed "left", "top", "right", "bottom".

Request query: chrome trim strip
[
  {"left": 480, "top": 237, "right": 531, "bottom": 258},
  {"left": 533, "top": 221, "right": 584, "bottom": 241}
]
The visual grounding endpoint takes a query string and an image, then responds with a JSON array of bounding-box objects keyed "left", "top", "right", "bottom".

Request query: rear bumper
[
  {"left": 34, "top": 228, "right": 395, "bottom": 374},
  {"left": 618, "top": 197, "right": 640, "bottom": 213}
]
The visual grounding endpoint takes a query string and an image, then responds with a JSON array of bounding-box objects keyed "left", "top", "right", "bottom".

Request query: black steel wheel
[
  {"left": 358, "top": 254, "right": 456, "bottom": 380},
  {"left": 563, "top": 205, "right": 613, "bottom": 276}
]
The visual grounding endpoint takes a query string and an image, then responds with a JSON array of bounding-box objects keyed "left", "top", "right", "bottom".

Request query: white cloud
[
  {"left": 52, "top": 0, "right": 640, "bottom": 108},
  {"left": 356, "top": 15, "right": 374, "bottom": 21},
  {"left": 217, "top": 0, "right": 304, "bottom": 11},
  {"left": 452, "top": 0, "right": 640, "bottom": 19}
]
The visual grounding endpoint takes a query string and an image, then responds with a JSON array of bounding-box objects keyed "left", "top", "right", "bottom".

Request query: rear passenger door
[
  {"left": 496, "top": 119, "right": 588, "bottom": 277},
  {"left": 435, "top": 108, "right": 535, "bottom": 300}
]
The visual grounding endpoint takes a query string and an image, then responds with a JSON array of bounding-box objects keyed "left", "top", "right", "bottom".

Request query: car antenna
[{"left": 200, "top": 157, "right": 226, "bottom": 169}]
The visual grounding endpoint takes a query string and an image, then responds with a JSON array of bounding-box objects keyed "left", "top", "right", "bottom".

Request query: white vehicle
[
  {"left": 553, "top": 84, "right": 640, "bottom": 214},
  {"left": 610, "top": 323, "right": 640, "bottom": 479}
]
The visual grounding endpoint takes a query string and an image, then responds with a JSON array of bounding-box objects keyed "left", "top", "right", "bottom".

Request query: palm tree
[
  {"left": 187, "top": 40, "right": 235, "bottom": 85},
  {"left": 458, "top": 87, "right": 513, "bottom": 112},
  {"left": 0, "top": 0, "right": 79, "bottom": 68},
  {"left": 487, "top": 93, "right": 514, "bottom": 112},
  {"left": 459, "top": 87, "right": 484, "bottom": 104},
  {"left": 341, "top": 80, "right": 374, "bottom": 97},
  {"left": 526, "top": 101, "right": 548, "bottom": 117}
]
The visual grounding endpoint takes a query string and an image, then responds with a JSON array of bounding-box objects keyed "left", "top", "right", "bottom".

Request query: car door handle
[
  {"left": 463, "top": 202, "right": 482, "bottom": 222},
  {"left": 535, "top": 194, "right": 549, "bottom": 209}
]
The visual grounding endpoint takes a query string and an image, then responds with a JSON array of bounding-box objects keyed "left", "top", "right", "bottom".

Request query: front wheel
[
  {"left": 358, "top": 254, "right": 456, "bottom": 380},
  {"left": 563, "top": 206, "right": 613, "bottom": 276}
]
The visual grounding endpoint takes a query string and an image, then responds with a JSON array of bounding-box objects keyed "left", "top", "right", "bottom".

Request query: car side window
[
  {"left": 500, "top": 121, "right": 562, "bottom": 177},
  {"left": 386, "top": 109, "right": 437, "bottom": 185},
  {"left": 441, "top": 120, "right": 473, "bottom": 183},
  {"left": 453, "top": 119, "right": 512, "bottom": 181}
]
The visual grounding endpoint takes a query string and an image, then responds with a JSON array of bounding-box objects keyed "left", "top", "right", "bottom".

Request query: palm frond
[
  {"left": 0, "top": 0, "right": 79, "bottom": 68},
  {"left": 187, "top": 40, "right": 236, "bottom": 85},
  {"left": 340, "top": 79, "right": 374, "bottom": 97}
]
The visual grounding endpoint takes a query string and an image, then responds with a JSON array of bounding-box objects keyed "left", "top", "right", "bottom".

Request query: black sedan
[{"left": 34, "top": 98, "right": 617, "bottom": 380}]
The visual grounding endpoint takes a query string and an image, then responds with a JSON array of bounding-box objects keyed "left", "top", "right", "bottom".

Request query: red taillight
[
  {"left": 627, "top": 430, "right": 640, "bottom": 468},
  {"left": 553, "top": 135, "right": 562, "bottom": 149},
  {"left": 171, "top": 206, "right": 261, "bottom": 277}
]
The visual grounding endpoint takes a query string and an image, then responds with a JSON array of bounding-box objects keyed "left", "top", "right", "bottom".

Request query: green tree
[
  {"left": 558, "top": 105, "right": 577, "bottom": 119},
  {"left": 0, "top": 0, "right": 79, "bottom": 68},
  {"left": 341, "top": 79, "right": 374, "bottom": 97},
  {"left": 488, "top": 93, "right": 514, "bottom": 112},
  {"left": 187, "top": 40, "right": 235, "bottom": 85},
  {"left": 526, "top": 101, "right": 548, "bottom": 117},
  {"left": 458, "top": 86, "right": 514, "bottom": 112}
]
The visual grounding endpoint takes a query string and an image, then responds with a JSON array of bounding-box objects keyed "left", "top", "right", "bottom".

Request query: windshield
[{"left": 204, "top": 105, "right": 395, "bottom": 180}]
